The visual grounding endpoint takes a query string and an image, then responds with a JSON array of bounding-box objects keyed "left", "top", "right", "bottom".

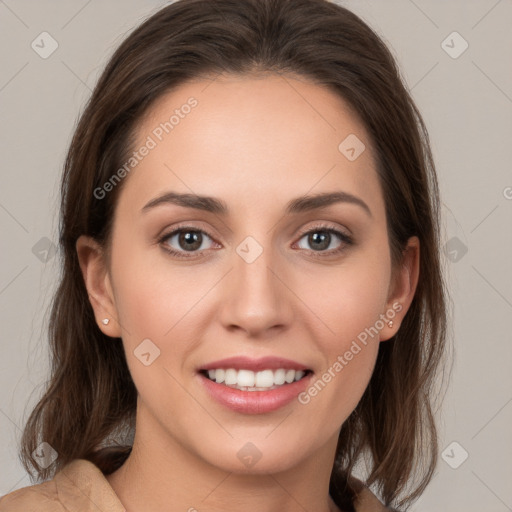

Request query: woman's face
[{"left": 80, "top": 72, "right": 417, "bottom": 475}]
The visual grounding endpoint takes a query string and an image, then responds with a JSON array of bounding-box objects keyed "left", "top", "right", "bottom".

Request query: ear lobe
[
  {"left": 75, "top": 235, "right": 121, "bottom": 338},
  {"left": 380, "top": 236, "right": 420, "bottom": 341}
]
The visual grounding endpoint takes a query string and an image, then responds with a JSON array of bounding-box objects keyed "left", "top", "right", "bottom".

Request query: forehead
[{"left": 117, "top": 72, "right": 384, "bottom": 219}]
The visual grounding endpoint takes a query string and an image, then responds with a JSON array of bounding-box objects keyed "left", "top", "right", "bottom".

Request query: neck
[{"left": 106, "top": 401, "right": 345, "bottom": 512}]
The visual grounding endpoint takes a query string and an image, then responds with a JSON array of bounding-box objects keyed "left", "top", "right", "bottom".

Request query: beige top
[{"left": 0, "top": 459, "right": 393, "bottom": 511}]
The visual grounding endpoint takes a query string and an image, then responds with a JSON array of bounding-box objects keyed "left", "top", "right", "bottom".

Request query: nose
[{"left": 217, "top": 242, "right": 294, "bottom": 338}]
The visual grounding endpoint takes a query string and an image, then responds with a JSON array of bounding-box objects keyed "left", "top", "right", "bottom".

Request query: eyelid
[
  {"left": 291, "top": 222, "right": 353, "bottom": 257},
  {"left": 157, "top": 222, "right": 218, "bottom": 252},
  {"left": 294, "top": 221, "right": 352, "bottom": 239}
]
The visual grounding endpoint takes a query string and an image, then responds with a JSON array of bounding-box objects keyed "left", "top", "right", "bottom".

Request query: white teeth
[
  {"left": 204, "top": 368, "right": 309, "bottom": 389},
  {"left": 255, "top": 369, "right": 274, "bottom": 387},
  {"left": 274, "top": 368, "right": 286, "bottom": 385},
  {"left": 224, "top": 368, "right": 237, "bottom": 385},
  {"left": 237, "top": 369, "right": 255, "bottom": 387}
]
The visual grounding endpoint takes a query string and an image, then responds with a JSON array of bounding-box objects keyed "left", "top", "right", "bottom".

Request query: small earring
[
  {"left": 102, "top": 318, "right": 110, "bottom": 325},
  {"left": 387, "top": 320, "right": 393, "bottom": 328}
]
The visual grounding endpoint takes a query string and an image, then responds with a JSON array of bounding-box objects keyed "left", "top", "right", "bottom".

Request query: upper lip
[{"left": 198, "top": 356, "right": 312, "bottom": 372}]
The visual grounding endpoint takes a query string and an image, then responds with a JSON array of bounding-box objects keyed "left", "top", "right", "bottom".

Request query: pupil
[
  {"left": 310, "top": 232, "right": 329, "bottom": 250},
  {"left": 180, "top": 231, "right": 201, "bottom": 251}
]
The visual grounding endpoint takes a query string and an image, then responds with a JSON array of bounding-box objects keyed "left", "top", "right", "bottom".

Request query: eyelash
[{"left": 157, "top": 223, "right": 354, "bottom": 260}]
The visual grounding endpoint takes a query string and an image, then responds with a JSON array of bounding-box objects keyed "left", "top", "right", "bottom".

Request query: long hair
[{"left": 19, "top": 1, "right": 451, "bottom": 509}]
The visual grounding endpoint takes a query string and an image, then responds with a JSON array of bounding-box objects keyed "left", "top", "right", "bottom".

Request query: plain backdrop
[{"left": 0, "top": 1, "right": 511, "bottom": 510}]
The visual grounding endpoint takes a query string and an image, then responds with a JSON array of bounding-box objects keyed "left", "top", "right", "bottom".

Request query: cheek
[
  {"left": 295, "top": 271, "right": 388, "bottom": 431},
  {"left": 299, "top": 244, "right": 391, "bottom": 345},
  {"left": 109, "top": 244, "right": 217, "bottom": 400},
  {"left": 294, "top": 238, "right": 391, "bottom": 406},
  {"left": 110, "top": 236, "right": 203, "bottom": 338},
  {"left": 109, "top": 249, "right": 200, "bottom": 409}
]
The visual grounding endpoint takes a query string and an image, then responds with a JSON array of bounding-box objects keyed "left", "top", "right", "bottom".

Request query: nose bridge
[{"left": 219, "top": 234, "right": 291, "bottom": 335}]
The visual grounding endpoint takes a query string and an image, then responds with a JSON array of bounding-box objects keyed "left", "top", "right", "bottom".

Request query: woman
[{"left": 0, "top": 0, "right": 449, "bottom": 510}]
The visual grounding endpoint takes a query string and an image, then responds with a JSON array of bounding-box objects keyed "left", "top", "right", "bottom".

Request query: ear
[
  {"left": 380, "top": 235, "right": 420, "bottom": 341},
  {"left": 76, "top": 235, "right": 121, "bottom": 338}
]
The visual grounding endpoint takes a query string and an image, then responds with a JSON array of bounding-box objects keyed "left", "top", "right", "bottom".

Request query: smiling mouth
[{"left": 198, "top": 368, "right": 313, "bottom": 392}]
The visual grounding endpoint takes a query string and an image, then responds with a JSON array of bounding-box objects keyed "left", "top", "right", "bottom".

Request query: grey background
[{"left": 1, "top": 0, "right": 511, "bottom": 510}]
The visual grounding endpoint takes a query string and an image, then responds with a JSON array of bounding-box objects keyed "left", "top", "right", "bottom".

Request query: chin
[{"left": 197, "top": 440, "right": 308, "bottom": 476}]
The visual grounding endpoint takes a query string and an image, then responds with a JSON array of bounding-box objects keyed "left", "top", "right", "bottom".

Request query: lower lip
[{"left": 198, "top": 372, "right": 313, "bottom": 414}]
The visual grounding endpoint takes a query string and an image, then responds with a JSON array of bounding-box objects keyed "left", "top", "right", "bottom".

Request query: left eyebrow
[
  {"left": 141, "top": 190, "right": 372, "bottom": 218},
  {"left": 286, "top": 191, "right": 372, "bottom": 218}
]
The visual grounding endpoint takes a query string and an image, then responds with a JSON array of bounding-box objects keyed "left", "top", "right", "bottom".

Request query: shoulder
[
  {"left": 349, "top": 475, "right": 400, "bottom": 512},
  {"left": 0, "top": 478, "right": 62, "bottom": 512},
  {"left": 0, "top": 459, "right": 125, "bottom": 512}
]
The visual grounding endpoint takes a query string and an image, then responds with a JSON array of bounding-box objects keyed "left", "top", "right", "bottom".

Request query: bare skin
[{"left": 77, "top": 72, "right": 419, "bottom": 512}]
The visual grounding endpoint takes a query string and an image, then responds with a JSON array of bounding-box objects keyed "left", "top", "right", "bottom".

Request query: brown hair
[{"left": 19, "top": 0, "right": 451, "bottom": 510}]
